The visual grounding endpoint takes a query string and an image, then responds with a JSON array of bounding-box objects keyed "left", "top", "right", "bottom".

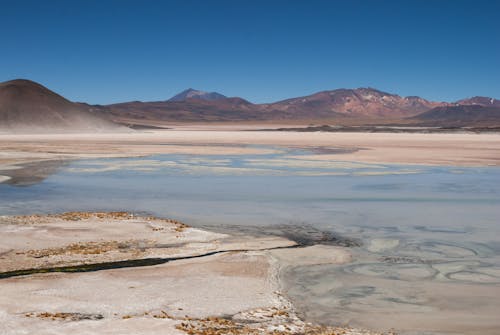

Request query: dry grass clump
[
  {"left": 303, "top": 326, "right": 397, "bottom": 335},
  {"left": 155, "top": 217, "right": 189, "bottom": 232},
  {"left": 151, "top": 310, "right": 173, "bottom": 319},
  {"left": 0, "top": 212, "right": 128, "bottom": 225},
  {"left": 25, "top": 239, "right": 155, "bottom": 258},
  {"left": 174, "top": 315, "right": 397, "bottom": 335},
  {"left": 5, "top": 211, "right": 190, "bottom": 231},
  {"left": 0, "top": 214, "right": 49, "bottom": 225},
  {"left": 52, "top": 211, "right": 134, "bottom": 221},
  {"left": 24, "top": 308, "right": 395, "bottom": 335},
  {"left": 25, "top": 312, "right": 103, "bottom": 321},
  {"left": 120, "top": 310, "right": 173, "bottom": 320},
  {"left": 176, "top": 316, "right": 259, "bottom": 335}
]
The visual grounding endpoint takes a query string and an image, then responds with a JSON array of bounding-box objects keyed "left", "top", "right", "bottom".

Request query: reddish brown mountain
[
  {"left": 0, "top": 79, "right": 119, "bottom": 131},
  {"left": 103, "top": 88, "right": 449, "bottom": 123},
  {"left": 262, "top": 88, "right": 445, "bottom": 118}
]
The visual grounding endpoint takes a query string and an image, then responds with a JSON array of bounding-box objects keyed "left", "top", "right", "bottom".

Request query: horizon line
[{"left": 2, "top": 77, "right": 498, "bottom": 106}]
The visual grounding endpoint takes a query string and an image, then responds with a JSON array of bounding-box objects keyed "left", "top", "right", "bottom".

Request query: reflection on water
[{"left": 0, "top": 147, "right": 499, "bottom": 334}]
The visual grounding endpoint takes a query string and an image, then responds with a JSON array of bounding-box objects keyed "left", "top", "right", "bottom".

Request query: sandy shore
[{"left": 0, "top": 212, "right": 387, "bottom": 335}]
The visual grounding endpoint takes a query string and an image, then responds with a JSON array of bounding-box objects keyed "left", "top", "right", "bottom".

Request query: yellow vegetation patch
[
  {"left": 3, "top": 211, "right": 190, "bottom": 231},
  {"left": 175, "top": 315, "right": 397, "bottom": 335},
  {"left": 25, "top": 312, "right": 103, "bottom": 321},
  {"left": 53, "top": 211, "right": 134, "bottom": 221},
  {"left": 25, "top": 240, "right": 156, "bottom": 257}
]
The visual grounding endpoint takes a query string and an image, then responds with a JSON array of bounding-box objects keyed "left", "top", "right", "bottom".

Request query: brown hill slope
[
  {"left": 263, "top": 88, "right": 444, "bottom": 118},
  {"left": 106, "top": 97, "right": 264, "bottom": 122},
  {"left": 0, "top": 79, "right": 120, "bottom": 131},
  {"left": 412, "top": 105, "right": 500, "bottom": 127}
]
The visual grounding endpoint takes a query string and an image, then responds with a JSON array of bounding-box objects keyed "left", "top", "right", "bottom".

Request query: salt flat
[{"left": 0, "top": 129, "right": 499, "bottom": 172}]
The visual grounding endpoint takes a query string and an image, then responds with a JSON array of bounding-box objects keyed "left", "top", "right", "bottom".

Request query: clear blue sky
[{"left": 1, "top": 0, "right": 499, "bottom": 104}]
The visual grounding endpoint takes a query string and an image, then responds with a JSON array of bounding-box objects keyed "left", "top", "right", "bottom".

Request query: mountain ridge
[
  {"left": 103, "top": 87, "right": 458, "bottom": 122},
  {"left": 1, "top": 79, "right": 499, "bottom": 128}
]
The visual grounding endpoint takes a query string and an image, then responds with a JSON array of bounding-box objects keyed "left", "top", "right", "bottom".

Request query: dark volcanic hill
[
  {"left": 168, "top": 88, "right": 227, "bottom": 102},
  {"left": 412, "top": 105, "right": 500, "bottom": 127},
  {"left": 0, "top": 79, "right": 119, "bottom": 131}
]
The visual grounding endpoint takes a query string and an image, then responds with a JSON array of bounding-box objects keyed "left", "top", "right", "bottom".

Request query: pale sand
[
  {"left": 0, "top": 130, "right": 499, "bottom": 171},
  {"left": 0, "top": 213, "right": 385, "bottom": 335}
]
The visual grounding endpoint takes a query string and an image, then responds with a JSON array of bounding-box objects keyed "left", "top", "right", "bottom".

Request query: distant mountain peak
[
  {"left": 168, "top": 88, "right": 226, "bottom": 102},
  {"left": 456, "top": 96, "right": 500, "bottom": 107}
]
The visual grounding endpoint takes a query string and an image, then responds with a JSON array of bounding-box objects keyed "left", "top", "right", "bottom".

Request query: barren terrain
[
  {"left": 1, "top": 130, "right": 499, "bottom": 182},
  {"left": 0, "top": 212, "right": 381, "bottom": 335}
]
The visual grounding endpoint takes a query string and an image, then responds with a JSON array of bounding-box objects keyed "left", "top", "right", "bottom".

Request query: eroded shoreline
[{"left": 0, "top": 212, "right": 390, "bottom": 335}]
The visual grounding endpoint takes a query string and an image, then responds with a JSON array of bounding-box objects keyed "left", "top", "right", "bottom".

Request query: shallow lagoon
[{"left": 1, "top": 147, "right": 499, "bottom": 334}]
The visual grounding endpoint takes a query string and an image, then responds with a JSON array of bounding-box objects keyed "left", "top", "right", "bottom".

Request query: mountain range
[{"left": 1, "top": 79, "right": 499, "bottom": 130}]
